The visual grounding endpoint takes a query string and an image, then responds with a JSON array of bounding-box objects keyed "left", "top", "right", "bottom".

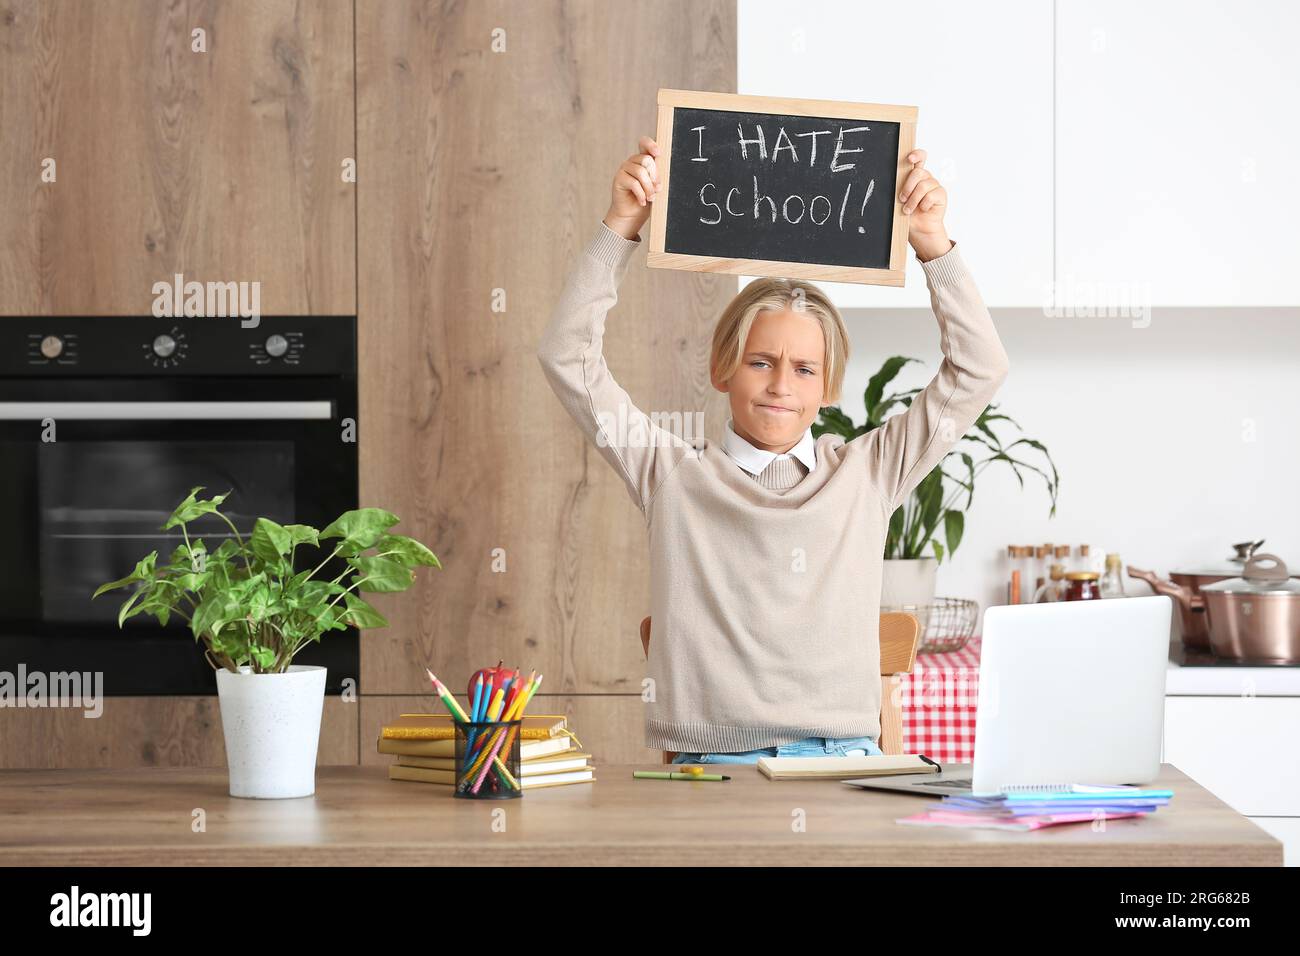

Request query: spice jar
[
  {"left": 1033, "top": 563, "right": 1067, "bottom": 603},
  {"left": 1064, "top": 571, "right": 1101, "bottom": 601}
]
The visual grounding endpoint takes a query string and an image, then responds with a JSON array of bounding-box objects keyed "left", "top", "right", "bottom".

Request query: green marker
[{"left": 634, "top": 770, "right": 730, "bottom": 781}]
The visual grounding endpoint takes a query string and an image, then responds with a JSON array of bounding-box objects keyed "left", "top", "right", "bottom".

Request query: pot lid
[
  {"left": 1201, "top": 553, "right": 1300, "bottom": 595},
  {"left": 1171, "top": 538, "right": 1266, "bottom": 576}
]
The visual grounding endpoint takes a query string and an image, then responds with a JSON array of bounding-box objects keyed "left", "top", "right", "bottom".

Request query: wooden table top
[{"left": 0, "top": 763, "right": 1281, "bottom": 866}]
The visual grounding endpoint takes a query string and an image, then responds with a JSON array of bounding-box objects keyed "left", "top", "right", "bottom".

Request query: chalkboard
[{"left": 648, "top": 90, "right": 917, "bottom": 286}]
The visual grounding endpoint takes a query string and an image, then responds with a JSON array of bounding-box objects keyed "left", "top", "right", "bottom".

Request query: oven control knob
[
  {"left": 152, "top": 334, "right": 177, "bottom": 359},
  {"left": 264, "top": 334, "right": 289, "bottom": 359},
  {"left": 40, "top": 335, "right": 64, "bottom": 359}
]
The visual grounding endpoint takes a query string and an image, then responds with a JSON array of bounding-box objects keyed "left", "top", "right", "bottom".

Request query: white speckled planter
[
  {"left": 215, "top": 664, "right": 326, "bottom": 799},
  {"left": 881, "top": 558, "right": 938, "bottom": 607},
  {"left": 881, "top": 558, "right": 939, "bottom": 634}
]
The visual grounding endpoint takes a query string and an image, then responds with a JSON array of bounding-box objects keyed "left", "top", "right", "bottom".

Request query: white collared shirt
[{"left": 721, "top": 417, "right": 817, "bottom": 477}]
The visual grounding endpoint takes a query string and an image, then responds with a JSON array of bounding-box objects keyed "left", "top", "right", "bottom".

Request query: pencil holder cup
[{"left": 453, "top": 719, "right": 523, "bottom": 800}]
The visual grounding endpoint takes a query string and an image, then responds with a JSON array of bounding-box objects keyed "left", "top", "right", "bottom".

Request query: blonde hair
[{"left": 710, "top": 278, "right": 850, "bottom": 404}]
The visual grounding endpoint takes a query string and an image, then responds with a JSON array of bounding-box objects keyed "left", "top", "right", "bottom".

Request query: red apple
[{"left": 468, "top": 659, "right": 508, "bottom": 702}]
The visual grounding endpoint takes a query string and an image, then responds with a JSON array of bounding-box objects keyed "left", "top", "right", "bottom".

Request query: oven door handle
[{"left": 0, "top": 401, "right": 334, "bottom": 420}]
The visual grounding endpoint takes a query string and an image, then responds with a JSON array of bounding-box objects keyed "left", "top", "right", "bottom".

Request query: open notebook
[{"left": 757, "top": 753, "right": 940, "bottom": 781}]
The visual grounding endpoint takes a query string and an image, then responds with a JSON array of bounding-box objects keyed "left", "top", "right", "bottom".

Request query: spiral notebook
[{"left": 756, "top": 753, "right": 940, "bottom": 780}]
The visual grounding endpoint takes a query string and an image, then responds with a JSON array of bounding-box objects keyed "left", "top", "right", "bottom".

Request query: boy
[{"left": 537, "top": 136, "right": 1008, "bottom": 764}]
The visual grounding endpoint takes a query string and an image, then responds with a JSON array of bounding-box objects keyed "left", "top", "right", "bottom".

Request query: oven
[{"left": 0, "top": 316, "right": 359, "bottom": 695}]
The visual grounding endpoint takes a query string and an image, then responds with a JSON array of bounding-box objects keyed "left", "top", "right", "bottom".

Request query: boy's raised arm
[
  {"left": 535, "top": 220, "right": 693, "bottom": 520},
  {"left": 858, "top": 241, "right": 1010, "bottom": 514}
]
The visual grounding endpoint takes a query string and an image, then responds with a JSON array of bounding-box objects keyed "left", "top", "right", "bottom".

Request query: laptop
[{"left": 843, "top": 595, "right": 1172, "bottom": 797}]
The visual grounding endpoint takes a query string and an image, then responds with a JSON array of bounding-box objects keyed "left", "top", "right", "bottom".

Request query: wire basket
[{"left": 880, "top": 597, "right": 980, "bottom": 654}]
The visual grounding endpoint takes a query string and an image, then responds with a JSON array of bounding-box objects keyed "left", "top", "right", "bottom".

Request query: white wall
[
  {"left": 738, "top": 0, "right": 1054, "bottom": 308},
  {"left": 836, "top": 305, "right": 1300, "bottom": 611}
]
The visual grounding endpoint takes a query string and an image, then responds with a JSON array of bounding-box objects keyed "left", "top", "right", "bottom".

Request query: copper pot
[
  {"left": 1200, "top": 554, "right": 1300, "bottom": 663},
  {"left": 1127, "top": 539, "right": 1265, "bottom": 649}
]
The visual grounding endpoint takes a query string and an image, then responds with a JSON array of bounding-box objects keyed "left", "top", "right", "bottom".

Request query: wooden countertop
[{"left": 0, "top": 763, "right": 1281, "bottom": 866}]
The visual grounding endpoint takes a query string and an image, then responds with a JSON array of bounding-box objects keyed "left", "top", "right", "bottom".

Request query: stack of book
[
  {"left": 379, "top": 713, "right": 595, "bottom": 790},
  {"left": 897, "top": 784, "right": 1174, "bottom": 831}
]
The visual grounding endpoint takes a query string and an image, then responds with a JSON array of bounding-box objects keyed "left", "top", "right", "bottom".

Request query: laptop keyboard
[{"left": 915, "top": 777, "right": 972, "bottom": 788}]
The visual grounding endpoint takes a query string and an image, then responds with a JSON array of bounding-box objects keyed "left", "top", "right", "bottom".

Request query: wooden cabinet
[
  {"left": 0, "top": 0, "right": 356, "bottom": 769},
  {"left": 0, "top": 0, "right": 354, "bottom": 315},
  {"left": 1055, "top": 0, "right": 1300, "bottom": 307},
  {"left": 0, "top": 0, "right": 733, "bottom": 768},
  {"left": 354, "top": 0, "right": 736, "bottom": 705}
]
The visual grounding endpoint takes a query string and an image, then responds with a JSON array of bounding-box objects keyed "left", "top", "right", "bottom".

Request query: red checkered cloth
[{"left": 896, "top": 636, "right": 982, "bottom": 765}]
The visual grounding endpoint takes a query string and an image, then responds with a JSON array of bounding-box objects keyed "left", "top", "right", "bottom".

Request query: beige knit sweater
[{"left": 537, "top": 221, "right": 1009, "bottom": 753}]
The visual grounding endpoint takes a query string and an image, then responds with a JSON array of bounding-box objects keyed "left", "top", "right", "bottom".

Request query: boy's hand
[
  {"left": 603, "top": 136, "right": 660, "bottom": 241},
  {"left": 898, "top": 148, "right": 952, "bottom": 262}
]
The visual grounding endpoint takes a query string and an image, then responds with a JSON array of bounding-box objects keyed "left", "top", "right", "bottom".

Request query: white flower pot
[
  {"left": 215, "top": 664, "right": 326, "bottom": 799},
  {"left": 881, "top": 558, "right": 939, "bottom": 633}
]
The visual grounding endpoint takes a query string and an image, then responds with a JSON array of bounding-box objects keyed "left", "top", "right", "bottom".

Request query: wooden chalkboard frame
[{"left": 648, "top": 89, "right": 918, "bottom": 286}]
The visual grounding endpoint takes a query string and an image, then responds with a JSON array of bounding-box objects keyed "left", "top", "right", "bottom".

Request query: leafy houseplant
[
  {"left": 815, "top": 356, "right": 1059, "bottom": 566},
  {"left": 94, "top": 487, "right": 441, "bottom": 799},
  {"left": 94, "top": 487, "right": 441, "bottom": 674}
]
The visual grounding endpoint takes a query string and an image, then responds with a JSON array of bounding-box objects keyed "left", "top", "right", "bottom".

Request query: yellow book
[
  {"left": 376, "top": 734, "right": 576, "bottom": 761},
  {"left": 376, "top": 737, "right": 456, "bottom": 758},
  {"left": 395, "top": 750, "right": 591, "bottom": 775},
  {"left": 380, "top": 713, "right": 569, "bottom": 741},
  {"left": 389, "top": 764, "right": 456, "bottom": 786},
  {"left": 388, "top": 763, "right": 595, "bottom": 789},
  {"left": 392, "top": 738, "right": 582, "bottom": 770}
]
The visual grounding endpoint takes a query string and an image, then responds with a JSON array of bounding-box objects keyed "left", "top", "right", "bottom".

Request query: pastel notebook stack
[
  {"left": 379, "top": 714, "right": 595, "bottom": 790},
  {"left": 897, "top": 784, "right": 1174, "bottom": 831},
  {"left": 757, "top": 753, "right": 940, "bottom": 781}
]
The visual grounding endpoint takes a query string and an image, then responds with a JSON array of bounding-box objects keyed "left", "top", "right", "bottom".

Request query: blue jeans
[{"left": 670, "top": 735, "right": 882, "bottom": 765}]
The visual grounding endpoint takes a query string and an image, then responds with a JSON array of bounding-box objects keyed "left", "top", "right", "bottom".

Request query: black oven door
[{"left": 0, "top": 377, "right": 359, "bottom": 695}]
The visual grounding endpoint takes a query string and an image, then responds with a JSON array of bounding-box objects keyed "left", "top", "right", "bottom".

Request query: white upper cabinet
[
  {"left": 738, "top": 0, "right": 1054, "bottom": 308},
  {"left": 1056, "top": 0, "right": 1300, "bottom": 307}
]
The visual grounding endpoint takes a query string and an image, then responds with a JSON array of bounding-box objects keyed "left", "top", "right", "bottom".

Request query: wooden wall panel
[
  {"left": 0, "top": 697, "right": 358, "bottom": 769},
  {"left": 0, "top": 0, "right": 354, "bottom": 314},
  {"left": 357, "top": 1, "right": 736, "bottom": 715}
]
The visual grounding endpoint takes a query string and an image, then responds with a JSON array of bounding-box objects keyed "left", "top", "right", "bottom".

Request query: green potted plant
[
  {"left": 94, "top": 487, "right": 440, "bottom": 799},
  {"left": 815, "top": 356, "right": 1059, "bottom": 610}
]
